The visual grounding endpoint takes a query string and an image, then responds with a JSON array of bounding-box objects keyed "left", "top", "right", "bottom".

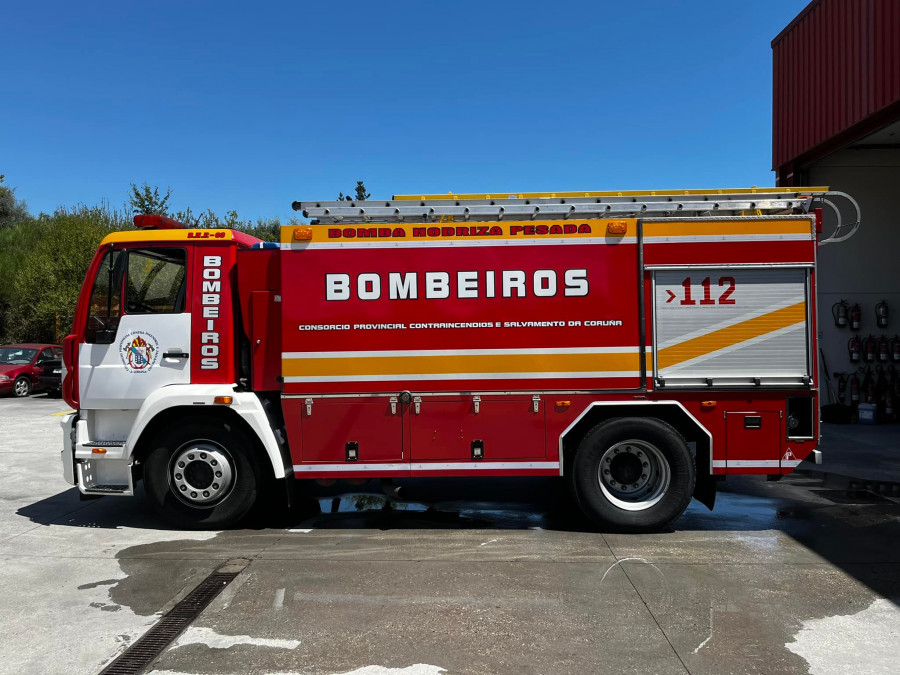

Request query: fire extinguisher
[
  {"left": 835, "top": 372, "right": 848, "bottom": 404},
  {"left": 863, "top": 335, "right": 876, "bottom": 362},
  {"left": 892, "top": 336, "right": 900, "bottom": 362},
  {"left": 876, "top": 300, "right": 889, "bottom": 328},
  {"left": 850, "top": 303, "right": 862, "bottom": 330},
  {"left": 850, "top": 371, "right": 860, "bottom": 403},
  {"left": 863, "top": 368, "right": 876, "bottom": 404},
  {"left": 849, "top": 334, "right": 862, "bottom": 362},
  {"left": 878, "top": 335, "right": 890, "bottom": 362},
  {"left": 832, "top": 300, "right": 849, "bottom": 327}
]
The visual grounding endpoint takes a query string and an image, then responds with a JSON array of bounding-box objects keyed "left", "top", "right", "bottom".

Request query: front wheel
[
  {"left": 143, "top": 420, "right": 261, "bottom": 529},
  {"left": 13, "top": 376, "right": 32, "bottom": 397},
  {"left": 569, "top": 417, "right": 695, "bottom": 532}
]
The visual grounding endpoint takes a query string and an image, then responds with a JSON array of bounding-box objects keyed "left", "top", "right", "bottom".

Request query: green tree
[
  {"left": 0, "top": 174, "right": 31, "bottom": 229},
  {"left": 337, "top": 180, "right": 371, "bottom": 202},
  {"left": 129, "top": 182, "right": 172, "bottom": 215},
  {"left": 0, "top": 179, "right": 295, "bottom": 344},
  {"left": 2, "top": 203, "right": 128, "bottom": 343}
]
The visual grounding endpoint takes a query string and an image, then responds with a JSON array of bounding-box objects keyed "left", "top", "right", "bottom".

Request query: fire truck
[{"left": 58, "top": 188, "right": 859, "bottom": 532}]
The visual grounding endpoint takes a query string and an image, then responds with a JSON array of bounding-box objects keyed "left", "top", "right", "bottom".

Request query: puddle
[
  {"left": 307, "top": 492, "right": 553, "bottom": 530},
  {"left": 810, "top": 489, "right": 893, "bottom": 505},
  {"left": 318, "top": 494, "right": 430, "bottom": 514}
]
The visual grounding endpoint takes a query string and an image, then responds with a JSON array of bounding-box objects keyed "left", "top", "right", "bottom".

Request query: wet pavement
[{"left": 2, "top": 396, "right": 900, "bottom": 674}]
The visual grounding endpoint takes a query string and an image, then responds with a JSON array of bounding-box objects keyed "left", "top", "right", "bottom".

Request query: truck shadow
[{"left": 16, "top": 475, "right": 900, "bottom": 602}]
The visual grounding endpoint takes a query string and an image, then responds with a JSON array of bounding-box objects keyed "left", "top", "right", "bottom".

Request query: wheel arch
[
  {"left": 126, "top": 386, "right": 289, "bottom": 480},
  {"left": 559, "top": 401, "right": 716, "bottom": 510}
]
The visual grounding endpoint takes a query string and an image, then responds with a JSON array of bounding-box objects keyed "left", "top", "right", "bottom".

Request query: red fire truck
[{"left": 58, "top": 188, "right": 859, "bottom": 532}]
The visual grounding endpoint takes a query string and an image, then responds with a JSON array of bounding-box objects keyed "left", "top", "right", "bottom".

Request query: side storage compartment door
[
  {"left": 725, "top": 411, "right": 781, "bottom": 470},
  {"left": 653, "top": 267, "right": 810, "bottom": 388},
  {"left": 297, "top": 398, "right": 404, "bottom": 465},
  {"left": 409, "top": 396, "right": 546, "bottom": 461}
]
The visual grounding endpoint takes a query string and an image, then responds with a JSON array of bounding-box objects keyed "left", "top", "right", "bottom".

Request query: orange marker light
[
  {"left": 700, "top": 400, "right": 717, "bottom": 411},
  {"left": 606, "top": 221, "right": 628, "bottom": 235},
  {"left": 555, "top": 400, "right": 571, "bottom": 408},
  {"left": 92, "top": 448, "right": 107, "bottom": 454},
  {"left": 213, "top": 396, "right": 233, "bottom": 405},
  {"left": 293, "top": 226, "right": 313, "bottom": 241}
]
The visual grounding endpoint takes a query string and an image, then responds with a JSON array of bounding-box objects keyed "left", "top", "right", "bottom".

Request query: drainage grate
[{"left": 99, "top": 571, "right": 239, "bottom": 675}]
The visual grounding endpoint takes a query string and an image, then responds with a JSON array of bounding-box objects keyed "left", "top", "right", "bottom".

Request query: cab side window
[
  {"left": 85, "top": 250, "right": 124, "bottom": 343},
  {"left": 125, "top": 248, "right": 187, "bottom": 314}
]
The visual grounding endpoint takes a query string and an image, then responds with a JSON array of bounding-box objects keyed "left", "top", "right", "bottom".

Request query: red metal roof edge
[
  {"left": 771, "top": 0, "right": 821, "bottom": 47},
  {"left": 773, "top": 98, "right": 900, "bottom": 172}
]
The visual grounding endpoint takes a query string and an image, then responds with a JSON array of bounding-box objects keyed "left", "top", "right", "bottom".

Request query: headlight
[{"left": 0, "top": 375, "right": 9, "bottom": 381}]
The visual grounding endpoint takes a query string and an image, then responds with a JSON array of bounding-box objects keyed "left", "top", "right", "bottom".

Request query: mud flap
[{"left": 692, "top": 448, "right": 717, "bottom": 511}]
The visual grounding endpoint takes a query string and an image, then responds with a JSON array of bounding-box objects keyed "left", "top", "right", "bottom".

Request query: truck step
[{"left": 84, "top": 484, "right": 130, "bottom": 494}]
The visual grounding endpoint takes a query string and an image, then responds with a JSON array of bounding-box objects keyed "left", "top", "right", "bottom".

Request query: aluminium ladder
[{"left": 293, "top": 187, "right": 859, "bottom": 244}]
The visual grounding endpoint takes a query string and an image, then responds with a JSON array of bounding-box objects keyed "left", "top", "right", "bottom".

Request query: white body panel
[
  {"left": 79, "top": 313, "right": 191, "bottom": 409},
  {"left": 122, "top": 385, "right": 288, "bottom": 479},
  {"left": 63, "top": 386, "right": 288, "bottom": 495}
]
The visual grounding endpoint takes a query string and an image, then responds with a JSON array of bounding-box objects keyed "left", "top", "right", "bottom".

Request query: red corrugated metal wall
[{"left": 772, "top": 0, "right": 900, "bottom": 173}]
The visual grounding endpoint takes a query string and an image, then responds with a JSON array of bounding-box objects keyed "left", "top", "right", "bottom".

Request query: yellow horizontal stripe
[
  {"left": 282, "top": 218, "right": 811, "bottom": 244},
  {"left": 658, "top": 302, "right": 807, "bottom": 369},
  {"left": 393, "top": 187, "right": 830, "bottom": 201},
  {"left": 644, "top": 219, "right": 811, "bottom": 237},
  {"left": 283, "top": 352, "right": 642, "bottom": 377},
  {"left": 101, "top": 230, "right": 234, "bottom": 245},
  {"left": 282, "top": 219, "right": 637, "bottom": 245}
]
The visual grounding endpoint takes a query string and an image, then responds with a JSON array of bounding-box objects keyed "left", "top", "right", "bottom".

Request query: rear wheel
[
  {"left": 13, "top": 376, "right": 32, "bottom": 397},
  {"left": 143, "top": 420, "right": 261, "bottom": 529},
  {"left": 569, "top": 417, "right": 694, "bottom": 532}
]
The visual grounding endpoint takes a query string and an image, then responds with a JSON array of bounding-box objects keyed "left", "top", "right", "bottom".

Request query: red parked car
[{"left": 0, "top": 344, "right": 63, "bottom": 397}]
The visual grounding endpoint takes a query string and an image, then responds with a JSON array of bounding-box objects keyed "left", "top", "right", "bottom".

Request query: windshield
[{"left": 0, "top": 347, "right": 38, "bottom": 365}]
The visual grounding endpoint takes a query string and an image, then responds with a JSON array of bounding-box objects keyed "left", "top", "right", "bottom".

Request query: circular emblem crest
[{"left": 119, "top": 331, "right": 160, "bottom": 374}]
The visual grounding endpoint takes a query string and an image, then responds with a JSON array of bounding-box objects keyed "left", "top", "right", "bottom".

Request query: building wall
[
  {"left": 772, "top": 0, "right": 900, "bottom": 181},
  {"left": 808, "top": 147, "right": 900, "bottom": 403}
]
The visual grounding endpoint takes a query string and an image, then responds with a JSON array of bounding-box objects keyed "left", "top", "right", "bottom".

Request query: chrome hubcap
[
  {"left": 14, "top": 380, "right": 28, "bottom": 396},
  {"left": 598, "top": 439, "right": 671, "bottom": 511},
  {"left": 169, "top": 442, "right": 234, "bottom": 506}
]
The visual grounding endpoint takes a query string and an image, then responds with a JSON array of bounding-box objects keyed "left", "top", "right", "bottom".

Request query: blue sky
[{"left": 2, "top": 0, "right": 809, "bottom": 223}]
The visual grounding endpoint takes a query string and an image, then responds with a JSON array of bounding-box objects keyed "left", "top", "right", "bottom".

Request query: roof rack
[{"left": 292, "top": 188, "right": 859, "bottom": 244}]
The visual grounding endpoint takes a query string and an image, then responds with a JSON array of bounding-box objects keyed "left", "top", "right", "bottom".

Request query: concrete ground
[
  {"left": 1, "top": 395, "right": 899, "bottom": 675},
  {"left": 816, "top": 421, "right": 900, "bottom": 483}
]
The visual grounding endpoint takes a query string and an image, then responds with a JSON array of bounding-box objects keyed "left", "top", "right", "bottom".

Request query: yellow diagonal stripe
[
  {"left": 283, "top": 352, "right": 641, "bottom": 377},
  {"left": 658, "top": 302, "right": 807, "bottom": 369}
]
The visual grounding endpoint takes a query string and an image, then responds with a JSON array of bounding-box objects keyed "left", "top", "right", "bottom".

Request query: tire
[
  {"left": 13, "top": 376, "right": 32, "bottom": 398},
  {"left": 142, "top": 420, "right": 262, "bottom": 529},
  {"left": 569, "top": 417, "right": 695, "bottom": 533}
]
